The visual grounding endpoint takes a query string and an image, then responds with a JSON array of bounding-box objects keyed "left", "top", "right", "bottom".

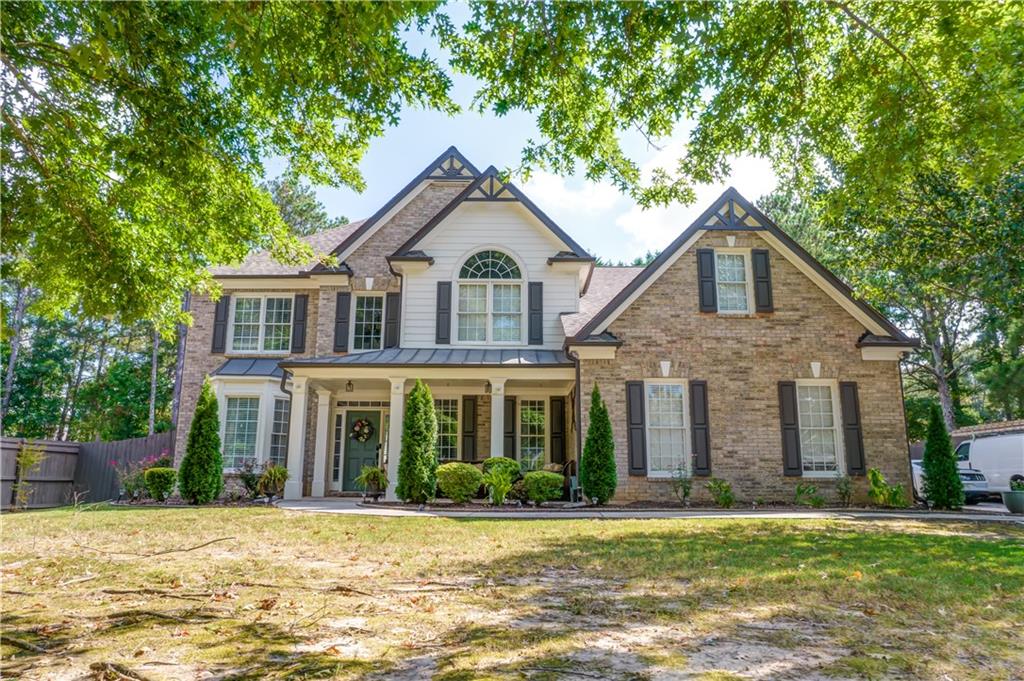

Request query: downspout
[
  {"left": 568, "top": 348, "right": 583, "bottom": 467},
  {"left": 279, "top": 368, "right": 293, "bottom": 398}
]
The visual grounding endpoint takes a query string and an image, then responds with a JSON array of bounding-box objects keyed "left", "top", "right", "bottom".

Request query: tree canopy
[
  {"left": 2, "top": 1, "right": 1022, "bottom": 327},
  {"left": 264, "top": 177, "right": 349, "bottom": 236}
]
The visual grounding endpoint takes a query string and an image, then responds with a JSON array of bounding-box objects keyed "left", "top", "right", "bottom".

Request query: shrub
[
  {"left": 258, "top": 464, "right": 289, "bottom": 500},
  {"left": 867, "top": 468, "right": 909, "bottom": 508},
  {"left": 1011, "top": 479, "right": 1024, "bottom": 492},
  {"left": 523, "top": 470, "right": 564, "bottom": 505},
  {"left": 144, "top": 467, "right": 176, "bottom": 502},
  {"left": 396, "top": 379, "right": 438, "bottom": 503},
  {"left": 483, "top": 467, "right": 514, "bottom": 505},
  {"left": 436, "top": 462, "right": 484, "bottom": 503},
  {"left": 13, "top": 443, "right": 45, "bottom": 510},
  {"left": 794, "top": 482, "right": 825, "bottom": 508},
  {"left": 112, "top": 457, "right": 147, "bottom": 501},
  {"left": 354, "top": 465, "right": 389, "bottom": 493},
  {"left": 921, "top": 404, "right": 964, "bottom": 509},
  {"left": 178, "top": 378, "right": 224, "bottom": 504},
  {"left": 670, "top": 463, "right": 693, "bottom": 505},
  {"left": 482, "top": 456, "right": 521, "bottom": 481},
  {"left": 580, "top": 384, "right": 616, "bottom": 504},
  {"left": 706, "top": 478, "right": 735, "bottom": 508},
  {"left": 238, "top": 459, "right": 263, "bottom": 499},
  {"left": 834, "top": 474, "right": 854, "bottom": 507},
  {"left": 508, "top": 478, "right": 529, "bottom": 503}
]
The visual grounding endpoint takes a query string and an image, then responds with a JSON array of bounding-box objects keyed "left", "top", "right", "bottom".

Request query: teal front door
[{"left": 342, "top": 410, "right": 381, "bottom": 491}]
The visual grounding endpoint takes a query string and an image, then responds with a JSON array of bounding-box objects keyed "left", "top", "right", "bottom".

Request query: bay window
[{"left": 223, "top": 397, "right": 260, "bottom": 469}]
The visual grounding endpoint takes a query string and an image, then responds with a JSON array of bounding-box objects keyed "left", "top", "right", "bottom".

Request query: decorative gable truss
[{"left": 703, "top": 197, "right": 765, "bottom": 229}]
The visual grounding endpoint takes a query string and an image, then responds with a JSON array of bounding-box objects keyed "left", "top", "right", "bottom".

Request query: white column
[
  {"left": 384, "top": 377, "right": 407, "bottom": 502},
  {"left": 283, "top": 376, "right": 308, "bottom": 500},
  {"left": 489, "top": 378, "right": 507, "bottom": 458},
  {"left": 311, "top": 388, "right": 332, "bottom": 497}
]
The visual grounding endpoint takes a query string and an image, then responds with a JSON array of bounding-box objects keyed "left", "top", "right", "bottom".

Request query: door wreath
[{"left": 349, "top": 418, "right": 375, "bottom": 442}]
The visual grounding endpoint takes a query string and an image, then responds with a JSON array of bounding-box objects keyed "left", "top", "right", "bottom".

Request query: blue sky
[{"left": 265, "top": 12, "right": 779, "bottom": 262}]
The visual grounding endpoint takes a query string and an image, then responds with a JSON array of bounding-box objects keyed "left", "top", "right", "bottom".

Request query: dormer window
[{"left": 457, "top": 250, "right": 523, "bottom": 343}]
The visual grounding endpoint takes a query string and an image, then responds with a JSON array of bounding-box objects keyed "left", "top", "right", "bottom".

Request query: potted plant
[
  {"left": 355, "top": 465, "right": 389, "bottom": 501},
  {"left": 1003, "top": 480, "right": 1024, "bottom": 515}
]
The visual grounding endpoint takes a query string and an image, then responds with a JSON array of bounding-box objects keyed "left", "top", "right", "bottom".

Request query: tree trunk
[
  {"left": 929, "top": 336, "right": 956, "bottom": 432},
  {"left": 1, "top": 285, "right": 28, "bottom": 422},
  {"left": 58, "top": 337, "right": 90, "bottom": 441},
  {"left": 148, "top": 325, "right": 160, "bottom": 435}
]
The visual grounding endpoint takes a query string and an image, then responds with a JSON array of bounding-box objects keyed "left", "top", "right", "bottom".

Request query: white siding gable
[{"left": 402, "top": 201, "right": 579, "bottom": 349}]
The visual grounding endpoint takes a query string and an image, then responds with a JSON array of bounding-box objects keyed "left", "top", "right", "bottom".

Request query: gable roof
[
  {"left": 311, "top": 146, "right": 481, "bottom": 270},
  {"left": 210, "top": 220, "right": 364, "bottom": 277},
  {"left": 392, "top": 166, "right": 593, "bottom": 260},
  {"left": 571, "top": 187, "right": 915, "bottom": 345},
  {"left": 560, "top": 267, "right": 644, "bottom": 337}
]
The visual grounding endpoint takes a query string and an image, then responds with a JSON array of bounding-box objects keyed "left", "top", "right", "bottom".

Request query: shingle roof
[
  {"left": 281, "top": 348, "right": 572, "bottom": 368},
  {"left": 209, "top": 220, "right": 365, "bottom": 277},
  {"left": 561, "top": 267, "right": 644, "bottom": 337}
]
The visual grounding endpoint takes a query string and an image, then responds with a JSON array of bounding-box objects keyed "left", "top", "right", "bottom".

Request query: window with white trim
[
  {"left": 456, "top": 250, "right": 523, "bottom": 343},
  {"left": 796, "top": 383, "right": 840, "bottom": 475},
  {"left": 268, "top": 398, "right": 290, "bottom": 467},
  {"left": 223, "top": 397, "right": 260, "bottom": 469},
  {"left": 519, "top": 399, "right": 546, "bottom": 469},
  {"left": 434, "top": 399, "right": 459, "bottom": 461},
  {"left": 645, "top": 383, "right": 688, "bottom": 475},
  {"left": 352, "top": 295, "right": 384, "bottom": 351},
  {"left": 230, "top": 295, "right": 293, "bottom": 352},
  {"left": 715, "top": 252, "right": 750, "bottom": 313}
]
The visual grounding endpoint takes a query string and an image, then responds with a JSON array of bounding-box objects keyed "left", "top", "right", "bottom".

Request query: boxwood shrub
[
  {"left": 523, "top": 470, "right": 563, "bottom": 505},
  {"left": 481, "top": 456, "right": 521, "bottom": 481},
  {"left": 436, "top": 462, "right": 483, "bottom": 503},
  {"left": 143, "top": 467, "right": 177, "bottom": 502}
]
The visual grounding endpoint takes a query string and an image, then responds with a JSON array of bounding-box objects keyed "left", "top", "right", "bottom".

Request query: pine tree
[
  {"left": 178, "top": 377, "right": 223, "bottom": 504},
  {"left": 395, "top": 379, "right": 438, "bottom": 503},
  {"left": 921, "top": 402, "right": 964, "bottom": 509},
  {"left": 580, "top": 384, "right": 617, "bottom": 504}
]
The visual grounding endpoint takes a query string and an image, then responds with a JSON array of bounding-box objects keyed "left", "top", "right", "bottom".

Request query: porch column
[
  {"left": 283, "top": 376, "right": 308, "bottom": 500},
  {"left": 311, "top": 388, "right": 332, "bottom": 497},
  {"left": 385, "top": 377, "right": 407, "bottom": 502},
  {"left": 489, "top": 377, "right": 507, "bottom": 457}
]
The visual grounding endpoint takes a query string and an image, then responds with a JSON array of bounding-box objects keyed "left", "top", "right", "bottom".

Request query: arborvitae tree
[
  {"left": 580, "top": 384, "right": 617, "bottom": 504},
  {"left": 178, "top": 377, "right": 223, "bottom": 504},
  {"left": 395, "top": 379, "right": 437, "bottom": 503},
  {"left": 921, "top": 402, "right": 964, "bottom": 510}
]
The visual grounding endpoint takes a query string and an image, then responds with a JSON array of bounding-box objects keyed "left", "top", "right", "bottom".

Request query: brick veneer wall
[{"left": 578, "top": 230, "right": 910, "bottom": 505}]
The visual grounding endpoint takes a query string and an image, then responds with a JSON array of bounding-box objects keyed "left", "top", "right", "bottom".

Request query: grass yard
[{"left": 2, "top": 507, "right": 1022, "bottom": 680}]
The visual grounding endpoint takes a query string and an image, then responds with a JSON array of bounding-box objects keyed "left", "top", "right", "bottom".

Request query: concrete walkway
[{"left": 278, "top": 498, "right": 1024, "bottom": 524}]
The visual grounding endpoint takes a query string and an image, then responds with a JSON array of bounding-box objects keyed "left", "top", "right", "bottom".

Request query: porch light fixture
[{"left": 345, "top": 380, "right": 355, "bottom": 393}]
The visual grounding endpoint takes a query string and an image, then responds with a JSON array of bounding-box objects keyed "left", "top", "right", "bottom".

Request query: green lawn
[{"left": 2, "top": 507, "right": 1022, "bottom": 680}]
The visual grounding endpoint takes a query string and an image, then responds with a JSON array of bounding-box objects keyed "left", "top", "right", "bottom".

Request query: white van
[{"left": 956, "top": 432, "right": 1024, "bottom": 493}]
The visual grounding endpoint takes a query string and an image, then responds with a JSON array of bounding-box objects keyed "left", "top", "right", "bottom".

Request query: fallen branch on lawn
[
  {"left": 101, "top": 588, "right": 213, "bottom": 601},
  {"left": 1, "top": 636, "right": 47, "bottom": 653},
  {"left": 89, "top": 661, "right": 153, "bottom": 681},
  {"left": 520, "top": 667, "right": 604, "bottom": 679},
  {"left": 76, "top": 536, "right": 234, "bottom": 557}
]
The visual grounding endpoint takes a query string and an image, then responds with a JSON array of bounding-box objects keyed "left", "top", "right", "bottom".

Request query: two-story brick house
[{"left": 173, "top": 146, "right": 916, "bottom": 503}]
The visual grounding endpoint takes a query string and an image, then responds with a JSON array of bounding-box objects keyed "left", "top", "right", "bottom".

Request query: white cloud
[{"left": 521, "top": 170, "right": 622, "bottom": 216}]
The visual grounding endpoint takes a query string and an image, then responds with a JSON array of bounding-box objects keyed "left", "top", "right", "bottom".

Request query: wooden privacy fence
[{"left": 1, "top": 431, "right": 175, "bottom": 509}]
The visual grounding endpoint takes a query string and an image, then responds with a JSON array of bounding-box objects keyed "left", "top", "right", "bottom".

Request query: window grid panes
[
  {"left": 457, "top": 284, "right": 488, "bottom": 341},
  {"left": 797, "top": 385, "right": 839, "bottom": 474},
  {"left": 353, "top": 296, "right": 384, "bottom": 350},
  {"left": 223, "top": 397, "right": 259, "bottom": 469},
  {"left": 492, "top": 284, "right": 522, "bottom": 342},
  {"left": 262, "top": 297, "right": 293, "bottom": 351},
  {"left": 519, "top": 399, "right": 546, "bottom": 469},
  {"left": 269, "top": 398, "right": 290, "bottom": 467},
  {"left": 332, "top": 413, "right": 344, "bottom": 482},
  {"left": 435, "top": 399, "right": 459, "bottom": 461},
  {"left": 232, "top": 298, "right": 262, "bottom": 351},
  {"left": 716, "top": 253, "right": 749, "bottom": 312},
  {"left": 460, "top": 250, "right": 522, "bottom": 279},
  {"left": 646, "top": 384, "right": 687, "bottom": 474}
]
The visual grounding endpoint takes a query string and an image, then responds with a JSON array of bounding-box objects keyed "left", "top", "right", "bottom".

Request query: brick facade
[{"left": 578, "top": 230, "right": 910, "bottom": 505}]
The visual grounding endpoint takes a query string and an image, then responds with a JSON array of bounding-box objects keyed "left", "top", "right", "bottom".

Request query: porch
[{"left": 279, "top": 349, "right": 577, "bottom": 501}]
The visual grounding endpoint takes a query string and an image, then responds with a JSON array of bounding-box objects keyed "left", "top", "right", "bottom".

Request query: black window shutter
[
  {"left": 528, "top": 282, "right": 544, "bottom": 345},
  {"left": 333, "top": 292, "right": 351, "bottom": 352},
  {"left": 752, "top": 249, "right": 774, "bottom": 312},
  {"left": 436, "top": 282, "right": 452, "bottom": 344},
  {"left": 840, "top": 382, "right": 867, "bottom": 476},
  {"left": 625, "top": 381, "right": 647, "bottom": 475},
  {"left": 550, "top": 396, "right": 566, "bottom": 464},
  {"left": 778, "top": 381, "right": 803, "bottom": 476},
  {"left": 461, "top": 396, "right": 477, "bottom": 461},
  {"left": 696, "top": 248, "right": 717, "bottom": 312},
  {"left": 503, "top": 396, "right": 516, "bottom": 457},
  {"left": 211, "top": 295, "right": 230, "bottom": 353},
  {"left": 689, "top": 380, "right": 712, "bottom": 476},
  {"left": 384, "top": 292, "right": 401, "bottom": 348},
  {"left": 290, "top": 294, "right": 308, "bottom": 354}
]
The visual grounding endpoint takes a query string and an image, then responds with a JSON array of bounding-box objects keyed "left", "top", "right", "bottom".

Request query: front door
[{"left": 342, "top": 410, "right": 382, "bottom": 491}]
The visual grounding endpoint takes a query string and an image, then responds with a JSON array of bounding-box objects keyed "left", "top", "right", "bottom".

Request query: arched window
[{"left": 456, "top": 250, "right": 523, "bottom": 343}]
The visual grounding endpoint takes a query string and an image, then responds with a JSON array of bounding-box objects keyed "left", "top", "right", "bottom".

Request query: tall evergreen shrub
[
  {"left": 922, "top": 403, "right": 964, "bottom": 509},
  {"left": 178, "top": 378, "right": 224, "bottom": 504},
  {"left": 396, "top": 379, "right": 438, "bottom": 503},
  {"left": 580, "top": 384, "right": 616, "bottom": 504}
]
